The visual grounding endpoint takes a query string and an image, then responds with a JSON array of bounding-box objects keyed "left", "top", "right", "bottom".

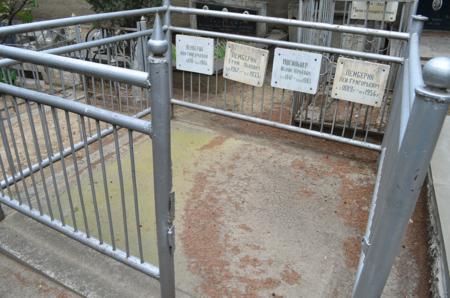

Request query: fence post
[
  {"left": 136, "top": 16, "right": 148, "bottom": 72},
  {"left": 352, "top": 56, "right": 450, "bottom": 297},
  {"left": 0, "top": 204, "right": 4, "bottom": 221},
  {"left": 148, "top": 14, "right": 176, "bottom": 298}
]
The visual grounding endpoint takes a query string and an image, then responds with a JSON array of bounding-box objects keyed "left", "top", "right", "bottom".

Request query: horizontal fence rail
[
  {"left": 0, "top": 83, "right": 152, "bottom": 134},
  {"left": 0, "top": 6, "right": 166, "bottom": 36},
  {"left": 0, "top": 29, "right": 154, "bottom": 68},
  {"left": 170, "top": 26, "right": 403, "bottom": 63},
  {"left": 0, "top": 45, "right": 150, "bottom": 88},
  {"left": 169, "top": 6, "right": 411, "bottom": 40}
]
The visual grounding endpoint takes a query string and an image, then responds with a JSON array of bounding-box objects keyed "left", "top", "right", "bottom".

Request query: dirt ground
[{"left": 171, "top": 107, "right": 430, "bottom": 297}]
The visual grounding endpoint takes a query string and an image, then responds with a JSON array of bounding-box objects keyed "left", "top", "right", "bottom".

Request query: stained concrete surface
[
  {"left": 0, "top": 250, "right": 80, "bottom": 298},
  {"left": 0, "top": 107, "right": 430, "bottom": 297}
]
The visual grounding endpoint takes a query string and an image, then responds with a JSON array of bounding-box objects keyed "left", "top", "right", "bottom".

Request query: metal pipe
[
  {"left": 171, "top": 99, "right": 382, "bottom": 151},
  {"left": 0, "top": 29, "right": 154, "bottom": 68},
  {"left": 170, "top": 26, "right": 404, "bottom": 63},
  {"left": 0, "top": 45, "right": 150, "bottom": 88},
  {"left": 0, "top": 195, "right": 160, "bottom": 278},
  {"left": 0, "top": 83, "right": 151, "bottom": 134},
  {"left": 169, "top": 6, "right": 410, "bottom": 40},
  {"left": 0, "top": 6, "right": 166, "bottom": 36}
]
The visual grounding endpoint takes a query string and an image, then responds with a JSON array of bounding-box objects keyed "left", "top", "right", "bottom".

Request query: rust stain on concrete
[
  {"left": 280, "top": 265, "right": 301, "bottom": 285},
  {"left": 200, "top": 135, "right": 230, "bottom": 151}
]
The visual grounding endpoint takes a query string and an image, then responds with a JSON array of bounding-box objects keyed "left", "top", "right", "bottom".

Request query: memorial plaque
[
  {"left": 351, "top": 1, "right": 399, "bottom": 22},
  {"left": 176, "top": 35, "right": 214, "bottom": 75},
  {"left": 332, "top": 57, "right": 390, "bottom": 107},
  {"left": 271, "top": 48, "right": 322, "bottom": 94},
  {"left": 223, "top": 42, "right": 269, "bottom": 87}
]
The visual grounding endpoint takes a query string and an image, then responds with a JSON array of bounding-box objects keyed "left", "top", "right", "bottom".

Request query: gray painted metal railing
[
  {"left": 353, "top": 16, "right": 450, "bottom": 296},
  {"left": 0, "top": 14, "right": 175, "bottom": 298},
  {"left": 0, "top": 1, "right": 449, "bottom": 297}
]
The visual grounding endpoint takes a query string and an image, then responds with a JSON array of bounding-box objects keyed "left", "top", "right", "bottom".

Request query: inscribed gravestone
[
  {"left": 271, "top": 48, "right": 322, "bottom": 94},
  {"left": 351, "top": 1, "right": 399, "bottom": 22},
  {"left": 332, "top": 57, "right": 390, "bottom": 107},
  {"left": 223, "top": 42, "right": 269, "bottom": 87},
  {"left": 176, "top": 35, "right": 214, "bottom": 75}
]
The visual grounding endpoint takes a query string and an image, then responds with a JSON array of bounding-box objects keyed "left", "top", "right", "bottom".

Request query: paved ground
[
  {"left": 0, "top": 250, "right": 80, "bottom": 298},
  {"left": 0, "top": 107, "right": 430, "bottom": 297},
  {"left": 431, "top": 116, "right": 450, "bottom": 278}
]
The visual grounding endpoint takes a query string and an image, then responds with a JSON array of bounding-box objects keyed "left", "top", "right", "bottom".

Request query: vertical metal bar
[
  {"left": 0, "top": 152, "right": 13, "bottom": 199},
  {"left": 51, "top": 107, "right": 77, "bottom": 230},
  {"left": 80, "top": 116, "right": 103, "bottom": 243},
  {"left": 0, "top": 109, "right": 23, "bottom": 205},
  {"left": 11, "top": 97, "right": 43, "bottom": 214},
  {"left": 38, "top": 103, "right": 64, "bottom": 224},
  {"left": 65, "top": 111, "right": 89, "bottom": 235},
  {"left": 1, "top": 95, "right": 31, "bottom": 207},
  {"left": 96, "top": 120, "right": 115, "bottom": 250},
  {"left": 26, "top": 101, "right": 53, "bottom": 219},
  {"left": 0, "top": 203, "right": 4, "bottom": 221},
  {"left": 128, "top": 130, "right": 144, "bottom": 263},
  {"left": 198, "top": 74, "right": 201, "bottom": 103},
  {"left": 113, "top": 125, "right": 129, "bottom": 256},
  {"left": 148, "top": 15, "right": 175, "bottom": 298}
]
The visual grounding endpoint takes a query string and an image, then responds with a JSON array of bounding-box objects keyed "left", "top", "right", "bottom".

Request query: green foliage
[
  {"left": 172, "top": 41, "right": 228, "bottom": 63},
  {"left": 0, "top": 0, "right": 36, "bottom": 25},
  {"left": 0, "top": 69, "right": 17, "bottom": 84},
  {"left": 85, "top": 0, "right": 162, "bottom": 28}
]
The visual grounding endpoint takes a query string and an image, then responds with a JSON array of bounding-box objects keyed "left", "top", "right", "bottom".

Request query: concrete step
[
  {"left": 430, "top": 116, "right": 450, "bottom": 297},
  {"left": 0, "top": 207, "right": 190, "bottom": 298}
]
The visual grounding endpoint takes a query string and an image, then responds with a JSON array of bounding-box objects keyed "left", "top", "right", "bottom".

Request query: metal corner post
[
  {"left": 352, "top": 56, "right": 450, "bottom": 298},
  {"left": 148, "top": 14, "right": 176, "bottom": 298}
]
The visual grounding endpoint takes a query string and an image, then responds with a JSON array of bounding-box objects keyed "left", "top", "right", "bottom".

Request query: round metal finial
[
  {"left": 147, "top": 14, "right": 168, "bottom": 55},
  {"left": 423, "top": 57, "right": 450, "bottom": 90}
]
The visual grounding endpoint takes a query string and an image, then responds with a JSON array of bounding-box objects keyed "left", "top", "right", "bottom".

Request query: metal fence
[
  {"left": 0, "top": 10, "right": 175, "bottom": 298},
  {"left": 168, "top": 4, "right": 413, "bottom": 151},
  {"left": 0, "top": 2, "right": 449, "bottom": 298}
]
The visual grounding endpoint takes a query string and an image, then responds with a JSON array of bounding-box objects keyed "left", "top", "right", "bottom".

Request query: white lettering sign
[
  {"left": 271, "top": 48, "right": 322, "bottom": 94},
  {"left": 332, "top": 57, "right": 390, "bottom": 107},
  {"left": 176, "top": 35, "right": 214, "bottom": 75},
  {"left": 351, "top": 1, "right": 399, "bottom": 22},
  {"left": 223, "top": 42, "right": 269, "bottom": 87}
]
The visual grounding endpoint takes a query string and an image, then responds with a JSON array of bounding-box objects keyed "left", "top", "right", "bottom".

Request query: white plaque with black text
[
  {"left": 351, "top": 1, "right": 399, "bottom": 22},
  {"left": 271, "top": 48, "right": 322, "bottom": 94},
  {"left": 176, "top": 35, "right": 214, "bottom": 75},
  {"left": 223, "top": 42, "right": 269, "bottom": 87},
  {"left": 332, "top": 57, "right": 390, "bottom": 107}
]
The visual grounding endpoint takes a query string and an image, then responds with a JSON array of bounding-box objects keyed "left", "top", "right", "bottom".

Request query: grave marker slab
[
  {"left": 351, "top": 1, "right": 399, "bottom": 22},
  {"left": 332, "top": 57, "right": 390, "bottom": 107},
  {"left": 223, "top": 42, "right": 269, "bottom": 87},
  {"left": 271, "top": 48, "right": 322, "bottom": 94},
  {"left": 176, "top": 35, "right": 214, "bottom": 75}
]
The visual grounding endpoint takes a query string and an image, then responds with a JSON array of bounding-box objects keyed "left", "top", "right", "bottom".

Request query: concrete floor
[
  {"left": 0, "top": 251, "right": 80, "bottom": 298},
  {"left": 0, "top": 107, "right": 430, "bottom": 297},
  {"left": 431, "top": 116, "right": 450, "bottom": 281}
]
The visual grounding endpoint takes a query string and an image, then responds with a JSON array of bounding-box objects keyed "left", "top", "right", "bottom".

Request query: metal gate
[
  {"left": 0, "top": 1, "right": 449, "bottom": 297},
  {"left": 0, "top": 11, "right": 175, "bottom": 298}
]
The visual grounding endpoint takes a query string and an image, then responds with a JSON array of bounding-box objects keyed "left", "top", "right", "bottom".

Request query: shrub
[{"left": 85, "top": 0, "right": 162, "bottom": 28}]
